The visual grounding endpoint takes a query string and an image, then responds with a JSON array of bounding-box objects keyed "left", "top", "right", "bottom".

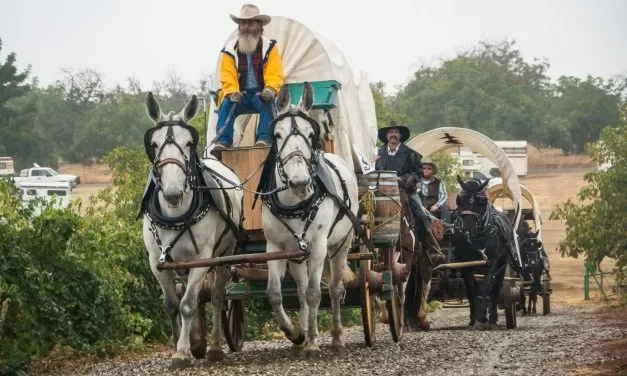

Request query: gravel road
[{"left": 51, "top": 304, "right": 625, "bottom": 376}]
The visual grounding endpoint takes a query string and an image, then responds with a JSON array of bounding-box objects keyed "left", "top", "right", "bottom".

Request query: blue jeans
[{"left": 216, "top": 89, "right": 275, "bottom": 146}]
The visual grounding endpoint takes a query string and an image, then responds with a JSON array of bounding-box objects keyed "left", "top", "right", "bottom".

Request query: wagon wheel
[
  {"left": 387, "top": 281, "right": 404, "bottom": 342},
  {"left": 222, "top": 299, "right": 245, "bottom": 352},
  {"left": 542, "top": 277, "right": 551, "bottom": 315},
  {"left": 360, "top": 259, "right": 376, "bottom": 347}
]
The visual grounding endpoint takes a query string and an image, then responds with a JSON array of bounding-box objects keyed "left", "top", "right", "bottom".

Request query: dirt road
[{"left": 43, "top": 303, "right": 625, "bottom": 376}]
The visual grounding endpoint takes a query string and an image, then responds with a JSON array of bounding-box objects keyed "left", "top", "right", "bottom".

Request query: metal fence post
[{"left": 584, "top": 262, "right": 590, "bottom": 301}]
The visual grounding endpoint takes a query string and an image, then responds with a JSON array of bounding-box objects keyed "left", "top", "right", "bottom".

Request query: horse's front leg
[
  {"left": 289, "top": 259, "right": 309, "bottom": 351},
  {"left": 328, "top": 241, "right": 351, "bottom": 353},
  {"left": 208, "top": 265, "right": 229, "bottom": 361},
  {"left": 148, "top": 258, "right": 181, "bottom": 347},
  {"left": 488, "top": 263, "right": 505, "bottom": 326},
  {"left": 417, "top": 260, "right": 433, "bottom": 331},
  {"left": 304, "top": 242, "right": 326, "bottom": 358},
  {"left": 267, "top": 242, "right": 305, "bottom": 345},
  {"left": 521, "top": 280, "right": 528, "bottom": 315},
  {"left": 461, "top": 269, "right": 476, "bottom": 327},
  {"left": 474, "top": 258, "right": 500, "bottom": 328},
  {"left": 531, "top": 272, "right": 541, "bottom": 314},
  {"left": 172, "top": 266, "right": 210, "bottom": 368}
]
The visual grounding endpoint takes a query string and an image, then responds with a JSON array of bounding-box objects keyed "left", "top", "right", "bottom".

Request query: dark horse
[
  {"left": 518, "top": 226, "right": 550, "bottom": 315},
  {"left": 453, "top": 176, "right": 517, "bottom": 328},
  {"left": 401, "top": 176, "right": 444, "bottom": 331}
]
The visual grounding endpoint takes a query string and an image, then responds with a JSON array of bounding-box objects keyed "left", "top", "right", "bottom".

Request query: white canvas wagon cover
[
  {"left": 406, "top": 127, "right": 524, "bottom": 266},
  {"left": 205, "top": 16, "right": 378, "bottom": 170},
  {"left": 488, "top": 183, "right": 543, "bottom": 241}
]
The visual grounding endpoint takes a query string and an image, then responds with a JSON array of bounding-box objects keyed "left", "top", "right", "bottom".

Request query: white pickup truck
[{"left": 13, "top": 164, "right": 80, "bottom": 188}]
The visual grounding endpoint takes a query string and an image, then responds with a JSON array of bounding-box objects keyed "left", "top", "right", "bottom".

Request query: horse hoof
[
  {"left": 303, "top": 347, "right": 321, "bottom": 359},
  {"left": 191, "top": 342, "right": 207, "bottom": 359},
  {"left": 290, "top": 332, "right": 306, "bottom": 346},
  {"left": 331, "top": 343, "right": 347, "bottom": 354},
  {"left": 170, "top": 353, "right": 192, "bottom": 369},
  {"left": 474, "top": 321, "right": 489, "bottom": 331},
  {"left": 206, "top": 348, "right": 225, "bottom": 362},
  {"left": 379, "top": 314, "right": 390, "bottom": 325}
]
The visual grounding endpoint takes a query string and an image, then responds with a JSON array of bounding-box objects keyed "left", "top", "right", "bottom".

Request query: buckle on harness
[
  {"left": 296, "top": 233, "right": 308, "bottom": 253},
  {"left": 159, "top": 245, "right": 172, "bottom": 264}
]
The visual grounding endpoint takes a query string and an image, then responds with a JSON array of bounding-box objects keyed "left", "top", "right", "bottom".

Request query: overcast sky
[{"left": 1, "top": 0, "right": 626, "bottom": 94}]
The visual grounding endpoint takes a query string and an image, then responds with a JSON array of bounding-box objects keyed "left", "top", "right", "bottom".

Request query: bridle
[
  {"left": 144, "top": 120, "right": 199, "bottom": 192},
  {"left": 271, "top": 109, "right": 321, "bottom": 184}
]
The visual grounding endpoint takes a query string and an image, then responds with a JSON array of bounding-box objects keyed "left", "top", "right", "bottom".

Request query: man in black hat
[{"left": 375, "top": 122, "right": 444, "bottom": 266}]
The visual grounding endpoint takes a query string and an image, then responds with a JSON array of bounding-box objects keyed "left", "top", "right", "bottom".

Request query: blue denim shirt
[{"left": 244, "top": 53, "right": 259, "bottom": 90}]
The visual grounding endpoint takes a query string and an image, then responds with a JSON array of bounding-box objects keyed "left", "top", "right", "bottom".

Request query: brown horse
[{"left": 379, "top": 177, "right": 444, "bottom": 331}]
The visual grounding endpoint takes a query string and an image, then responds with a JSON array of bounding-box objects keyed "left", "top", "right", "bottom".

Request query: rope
[
  {"left": 359, "top": 190, "right": 376, "bottom": 229},
  {"left": 357, "top": 186, "right": 402, "bottom": 231}
]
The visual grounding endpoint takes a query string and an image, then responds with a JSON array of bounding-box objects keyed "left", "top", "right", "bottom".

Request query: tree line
[
  {"left": 372, "top": 40, "right": 625, "bottom": 155},
  {"left": 1, "top": 38, "right": 625, "bottom": 170}
]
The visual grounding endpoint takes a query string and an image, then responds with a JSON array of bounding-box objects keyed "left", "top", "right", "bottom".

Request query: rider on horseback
[
  {"left": 375, "top": 121, "right": 445, "bottom": 266},
  {"left": 213, "top": 4, "right": 285, "bottom": 151}
]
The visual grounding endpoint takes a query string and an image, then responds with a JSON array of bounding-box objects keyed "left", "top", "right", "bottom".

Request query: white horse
[
  {"left": 261, "top": 83, "right": 358, "bottom": 357},
  {"left": 141, "top": 93, "right": 243, "bottom": 368}
]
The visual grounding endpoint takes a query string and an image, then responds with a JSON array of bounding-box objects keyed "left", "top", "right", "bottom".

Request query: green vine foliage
[{"left": 0, "top": 142, "right": 364, "bottom": 374}]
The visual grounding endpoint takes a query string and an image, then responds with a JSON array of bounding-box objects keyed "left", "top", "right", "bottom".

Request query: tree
[
  {"left": 395, "top": 44, "right": 546, "bottom": 141},
  {"left": 71, "top": 92, "right": 149, "bottom": 161},
  {"left": 0, "top": 38, "right": 32, "bottom": 159},
  {"left": 370, "top": 81, "right": 407, "bottom": 128},
  {"left": 550, "top": 75, "right": 623, "bottom": 153},
  {"left": 429, "top": 151, "right": 463, "bottom": 193},
  {"left": 56, "top": 67, "right": 105, "bottom": 106},
  {"left": 550, "top": 104, "right": 627, "bottom": 283}
]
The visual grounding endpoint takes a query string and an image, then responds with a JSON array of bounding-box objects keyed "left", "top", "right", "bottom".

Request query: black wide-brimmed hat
[{"left": 377, "top": 121, "right": 411, "bottom": 144}]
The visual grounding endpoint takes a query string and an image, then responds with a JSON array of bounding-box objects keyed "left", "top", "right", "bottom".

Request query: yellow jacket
[{"left": 217, "top": 37, "right": 285, "bottom": 107}]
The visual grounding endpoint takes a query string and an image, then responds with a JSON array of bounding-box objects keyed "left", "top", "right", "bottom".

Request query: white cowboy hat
[{"left": 230, "top": 4, "right": 271, "bottom": 26}]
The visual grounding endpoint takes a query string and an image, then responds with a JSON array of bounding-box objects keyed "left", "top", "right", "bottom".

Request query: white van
[
  {"left": 0, "top": 157, "right": 15, "bottom": 177},
  {"left": 17, "top": 181, "right": 72, "bottom": 216}
]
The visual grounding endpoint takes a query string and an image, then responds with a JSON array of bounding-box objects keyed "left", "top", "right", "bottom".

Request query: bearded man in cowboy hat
[
  {"left": 375, "top": 121, "right": 444, "bottom": 265},
  {"left": 213, "top": 4, "right": 285, "bottom": 152}
]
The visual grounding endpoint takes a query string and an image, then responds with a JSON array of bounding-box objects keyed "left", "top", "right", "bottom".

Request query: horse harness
[
  {"left": 140, "top": 120, "right": 243, "bottom": 266},
  {"left": 455, "top": 190, "right": 498, "bottom": 262},
  {"left": 257, "top": 110, "right": 372, "bottom": 257}
]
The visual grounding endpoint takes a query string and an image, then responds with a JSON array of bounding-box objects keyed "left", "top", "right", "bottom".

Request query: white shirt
[{"left": 387, "top": 144, "right": 400, "bottom": 156}]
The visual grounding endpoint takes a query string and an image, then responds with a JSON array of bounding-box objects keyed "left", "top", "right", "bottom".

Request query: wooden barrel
[{"left": 357, "top": 171, "right": 401, "bottom": 246}]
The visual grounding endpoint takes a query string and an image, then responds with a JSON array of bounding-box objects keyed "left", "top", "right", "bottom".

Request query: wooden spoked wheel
[
  {"left": 222, "top": 299, "right": 245, "bottom": 352},
  {"left": 360, "top": 258, "right": 376, "bottom": 347},
  {"left": 387, "top": 280, "right": 404, "bottom": 342}
]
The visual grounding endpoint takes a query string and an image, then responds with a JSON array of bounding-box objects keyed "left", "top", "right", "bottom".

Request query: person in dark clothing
[
  {"left": 374, "top": 122, "right": 444, "bottom": 266},
  {"left": 419, "top": 162, "right": 451, "bottom": 225}
]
